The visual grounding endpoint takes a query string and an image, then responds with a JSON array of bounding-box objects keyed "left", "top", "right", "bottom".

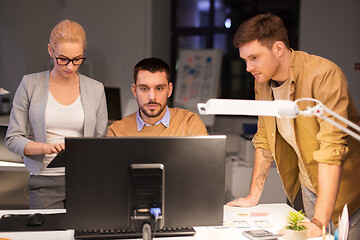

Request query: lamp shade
[{"left": 198, "top": 99, "right": 300, "bottom": 118}]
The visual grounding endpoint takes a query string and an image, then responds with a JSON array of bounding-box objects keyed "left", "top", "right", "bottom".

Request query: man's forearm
[
  {"left": 313, "top": 162, "right": 342, "bottom": 227},
  {"left": 248, "top": 148, "right": 274, "bottom": 200}
]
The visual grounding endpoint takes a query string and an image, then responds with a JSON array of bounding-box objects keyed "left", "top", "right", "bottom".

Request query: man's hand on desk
[
  {"left": 278, "top": 222, "right": 322, "bottom": 239},
  {"left": 301, "top": 221, "right": 322, "bottom": 238},
  {"left": 225, "top": 195, "right": 258, "bottom": 207}
]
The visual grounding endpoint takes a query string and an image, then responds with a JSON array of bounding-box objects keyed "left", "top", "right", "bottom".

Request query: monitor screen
[{"left": 65, "top": 136, "right": 226, "bottom": 231}]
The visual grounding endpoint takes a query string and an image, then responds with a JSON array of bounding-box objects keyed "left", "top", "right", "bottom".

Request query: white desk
[
  {"left": 0, "top": 204, "right": 331, "bottom": 240},
  {"left": 0, "top": 161, "right": 26, "bottom": 171}
]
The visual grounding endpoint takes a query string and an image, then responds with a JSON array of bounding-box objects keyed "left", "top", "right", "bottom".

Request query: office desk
[
  {"left": 0, "top": 204, "right": 331, "bottom": 240},
  {"left": 0, "top": 161, "right": 26, "bottom": 171}
]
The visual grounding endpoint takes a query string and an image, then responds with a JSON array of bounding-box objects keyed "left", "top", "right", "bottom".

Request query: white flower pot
[{"left": 284, "top": 229, "right": 307, "bottom": 240}]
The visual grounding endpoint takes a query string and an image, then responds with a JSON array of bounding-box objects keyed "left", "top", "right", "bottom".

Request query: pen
[{"left": 322, "top": 226, "right": 326, "bottom": 240}]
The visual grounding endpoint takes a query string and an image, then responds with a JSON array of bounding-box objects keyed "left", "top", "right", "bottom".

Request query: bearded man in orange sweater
[{"left": 107, "top": 58, "right": 208, "bottom": 137}]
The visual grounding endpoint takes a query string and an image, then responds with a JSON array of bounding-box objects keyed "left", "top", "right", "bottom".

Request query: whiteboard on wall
[{"left": 173, "top": 49, "right": 223, "bottom": 127}]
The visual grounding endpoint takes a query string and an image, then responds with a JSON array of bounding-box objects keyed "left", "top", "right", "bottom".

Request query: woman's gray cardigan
[{"left": 5, "top": 70, "right": 108, "bottom": 175}]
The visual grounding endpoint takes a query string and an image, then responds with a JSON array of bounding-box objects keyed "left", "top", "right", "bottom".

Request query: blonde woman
[{"left": 6, "top": 20, "right": 108, "bottom": 209}]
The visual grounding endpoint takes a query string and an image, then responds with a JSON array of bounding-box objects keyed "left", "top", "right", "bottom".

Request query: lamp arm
[
  {"left": 197, "top": 97, "right": 360, "bottom": 142},
  {"left": 321, "top": 104, "right": 360, "bottom": 133},
  {"left": 314, "top": 111, "right": 360, "bottom": 142},
  {"left": 297, "top": 98, "right": 360, "bottom": 142}
]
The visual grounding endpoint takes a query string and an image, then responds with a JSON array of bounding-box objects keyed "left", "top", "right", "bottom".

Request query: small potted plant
[{"left": 284, "top": 210, "right": 307, "bottom": 240}]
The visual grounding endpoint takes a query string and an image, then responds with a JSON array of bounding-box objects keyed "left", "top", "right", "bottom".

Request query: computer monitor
[
  {"left": 65, "top": 136, "right": 226, "bottom": 232},
  {"left": 104, "top": 87, "right": 122, "bottom": 121}
]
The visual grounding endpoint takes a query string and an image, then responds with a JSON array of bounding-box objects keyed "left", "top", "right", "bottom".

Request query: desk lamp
[{"left": 197, "top": 98, "right": 360, "bottom": 142}]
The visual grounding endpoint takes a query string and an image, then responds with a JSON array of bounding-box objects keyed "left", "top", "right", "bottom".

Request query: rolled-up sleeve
[{"left": 312, "top": 66, "right": 350, "bottom": 165}]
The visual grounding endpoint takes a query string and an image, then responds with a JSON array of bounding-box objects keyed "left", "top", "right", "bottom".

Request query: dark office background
[
  {"left": 0, "top": 0, "right": 359, "bottom": 114},
  {"left": 171, "top": 0, "right": 299, "bottom": 102}
]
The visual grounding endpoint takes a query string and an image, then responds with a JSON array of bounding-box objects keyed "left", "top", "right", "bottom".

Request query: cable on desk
[{"left": 150, "top": 207, "right": 161, "bottom": 240}]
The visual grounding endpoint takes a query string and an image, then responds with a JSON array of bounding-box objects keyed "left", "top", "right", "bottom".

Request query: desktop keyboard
[{"left": 74, "top": 227, "right": 196, "bottom": 239}]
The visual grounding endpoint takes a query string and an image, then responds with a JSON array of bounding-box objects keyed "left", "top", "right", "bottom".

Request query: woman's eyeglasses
[{"left": 52, "top": 49, "right": 86, "bottom": 66}]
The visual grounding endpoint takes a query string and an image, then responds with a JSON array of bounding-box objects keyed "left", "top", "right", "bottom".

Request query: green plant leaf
[{"left": 285, "top": 210, "right": 306, "bottom": 231}]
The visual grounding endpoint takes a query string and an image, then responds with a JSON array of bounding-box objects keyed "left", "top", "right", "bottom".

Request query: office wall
[
  {"left": 0, "top": 0, "right": 60, "bottom": 96},
  {"left": 0, "top": 0, "right": 170, "bottom": 115},
  {"left": 299, "top": 0, "right": 360, "bottom": 108},
  {"left": 2, "top": 0, "right": 359, "bottom": 111}
]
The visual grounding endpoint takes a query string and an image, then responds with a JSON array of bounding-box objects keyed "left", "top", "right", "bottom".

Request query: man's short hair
[
  {"left": 133, "top": 58, "right": 170, "bottom": 83},
  {"left": 233, "top": 13, "right": 290, "bottom": 50}
]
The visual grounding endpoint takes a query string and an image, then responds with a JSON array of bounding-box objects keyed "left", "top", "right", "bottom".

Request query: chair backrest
[
  {"left": 104, "top": 87, "right": 122, "bottom": 121},
  {"left": 0, "top": 125, "right": 22, "bottom": 163}
]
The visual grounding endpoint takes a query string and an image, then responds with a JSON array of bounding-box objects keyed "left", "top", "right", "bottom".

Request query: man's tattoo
[{"left": 255, "top": 149, "right": 274, "bottom": 191}]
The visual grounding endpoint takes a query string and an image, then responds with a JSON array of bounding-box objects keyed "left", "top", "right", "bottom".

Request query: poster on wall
[{"left": 173, "top": 49, "right": 223, "bottom": 127}]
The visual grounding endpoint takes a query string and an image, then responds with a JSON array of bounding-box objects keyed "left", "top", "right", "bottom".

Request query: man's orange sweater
[{"left": 107, "top": 108, "right": 208, "bottom": 136}]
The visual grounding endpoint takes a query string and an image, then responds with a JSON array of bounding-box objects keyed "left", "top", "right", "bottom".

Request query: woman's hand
[
  {"left": 24, "top": 141, "right": 65, "bottom": 155},
  {"left": 42, "top": 143, "right": 65, "bottom": 154}
]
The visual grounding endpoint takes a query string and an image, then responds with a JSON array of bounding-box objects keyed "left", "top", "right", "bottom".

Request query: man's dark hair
[
  {"left": 133, "top": 58, "right": 170, "bottom": 83},
  {"left": 233, "top": 13, "right": 290, "bottom": 50}
]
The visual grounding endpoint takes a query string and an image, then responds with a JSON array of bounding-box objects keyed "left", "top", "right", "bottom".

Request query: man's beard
[{"left": 140, "top": 101, "right": 166, "bottom": 118}]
